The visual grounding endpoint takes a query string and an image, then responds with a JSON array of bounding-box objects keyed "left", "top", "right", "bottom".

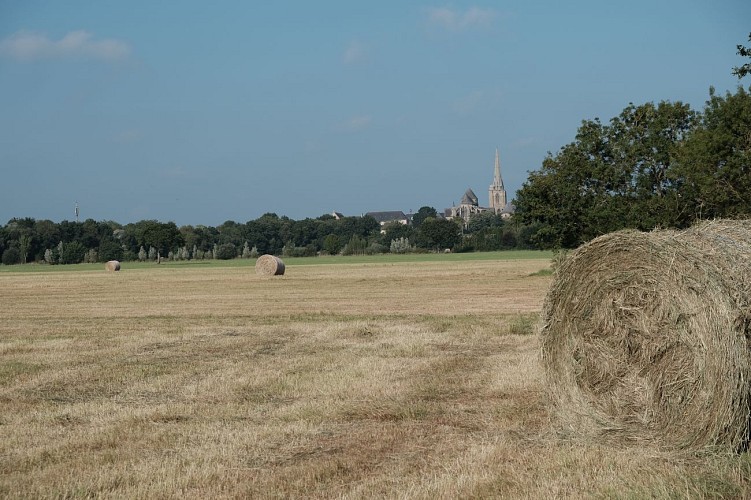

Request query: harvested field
[{"left": 1, "top": 256, "right": 750, "bottom": 498}]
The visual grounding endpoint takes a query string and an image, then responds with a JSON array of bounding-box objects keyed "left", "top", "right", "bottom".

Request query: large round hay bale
[
  {"left": 104, "top": 260, "right": 121, "bottom": 272},
  {"left": 255, "top": 254, "right": 285, "bottom": 276},
  {"left": 541, "top": 219, "right": 751, "bottom": 451}
]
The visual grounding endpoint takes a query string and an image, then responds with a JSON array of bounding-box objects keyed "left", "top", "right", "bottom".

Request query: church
[{"left": 445, "top": 148, "right": 514, "bottom": 225}]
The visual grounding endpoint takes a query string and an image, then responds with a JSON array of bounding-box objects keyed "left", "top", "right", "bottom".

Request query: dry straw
[
  {"left": 541, "top": 219, "right": 751, "bottom": 451},
  {"left": 104, "top": 260, "right": 121, "bottom": 272},
  {"left": 255, "top": 254, "right": 285, "bottom": 276}
]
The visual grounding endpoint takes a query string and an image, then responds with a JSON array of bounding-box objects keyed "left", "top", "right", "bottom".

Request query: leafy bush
[
  {"left": 365, "top": 242, "right": 387, "bottom": 255},
  {"left": 342, "top": 235, "right": 367, "bottom": 256},
  {"left": 2, "top": 248, "right": 20, "bottom": 265},
  {"left": 61, "top": 241, "right": 86, "bottom": 264},
  {"left": 215, "top": 243, "right": 237, "bottom": 260},
  {"left": 390, "top": 237, "right": 413, "bottom": 254},
  {"left": 99, "top": 239, "right": 123, "bottom": 262}
]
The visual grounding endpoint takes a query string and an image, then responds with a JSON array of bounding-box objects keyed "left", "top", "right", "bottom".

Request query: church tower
[{"left": 488, "top": 148, "right": 507, "bottom": 214}]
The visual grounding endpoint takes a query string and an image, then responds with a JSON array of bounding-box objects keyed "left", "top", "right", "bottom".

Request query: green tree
[
  {"left": 411, "top": 206, "right": 438, "bottom": 227},
  {"left": 378, "top": 221, "right": 415, "bottom": 246},
  {"left": 675, "top": 86, "right": 751, "bottom": 219},
  {"left": 415, "top": 218, "right": 461, "bottom": 251},
  {"left": 18, "top": 234, "right": 32, "bottom": 264},
  {"left": 322, "top": 234, "right": 342, "bottom": 255},
  {"left": 466, "top": 211, "right": 504, "bottom": 233},
  {"left": 61, "top": 241, "right": 86, "bottom": 264},
  {"left": 2, "top": 247, "right": 20, "bottom": 265},
  {"left": 342, "top": 235, "right": 367, "bottom": 255},
  {"left": 135, "top": 220, "right": 183, "bottom": 262},
  {"left": 733, "top": 32, "right": 751, "bottom": 79},
  {"left": 98, "top": 237, "right": 124, "bottom": 262},
  {"left": 215, "top": 243, "right": 237, "bottom": 260},
  {"left": 515, "top": 100, "right": 696, "bottom": 248}
]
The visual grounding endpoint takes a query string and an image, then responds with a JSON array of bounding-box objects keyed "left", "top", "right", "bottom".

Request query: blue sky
[{"left": 1, "top": 1, "right": 749, "bottom": 226}]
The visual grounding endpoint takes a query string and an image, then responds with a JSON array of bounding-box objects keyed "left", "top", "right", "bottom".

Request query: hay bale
[
  {"left": 104, "top": 260, "right": 121, "bottom": 272},
  {"left": 541, "top": 219, "right": 751, "bottom": 451},
  {"left": 255, "top": 254, "right": 285, "bottom": 276}
]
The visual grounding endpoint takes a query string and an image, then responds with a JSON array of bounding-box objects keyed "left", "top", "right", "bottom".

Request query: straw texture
[
  {"left": 255, "top": 255, "right": 285, "bottom": 276},
  {"left": 104, "top": 260, "right": 121, "bottom": 271},
  {"left": 541, "top": 219, "right": 751, "bottom": 451}
]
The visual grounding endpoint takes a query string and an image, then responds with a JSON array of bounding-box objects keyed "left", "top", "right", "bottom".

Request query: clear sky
[{"left": 1, "top": 1, "right": 749, "bottom": 226}]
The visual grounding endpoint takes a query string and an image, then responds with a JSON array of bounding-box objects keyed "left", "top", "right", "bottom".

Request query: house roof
[
  {"left": 461, "top": 188, "right": 479, "bottom": 206},
  {"left": 365, "top": 211, "right": 408, "bottom": 223}
]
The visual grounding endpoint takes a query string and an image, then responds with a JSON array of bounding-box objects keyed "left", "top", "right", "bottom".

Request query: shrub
[
  {"left": 365, "top": 242, "right": 387, "bottom": 255},
  {"left": 99, "top": 239, "right": 124, "bottom": 262},
  {"left": 390, "top": 237, "right": 413, "bottom": 254},
  {"left": 61, "top": 241, "right": 86, "bottom": 264},
  {"left": 2, "top": 248, "right": 20, "bottom": 265},
  {"left": 215, "top": 243, "right": 237, "bottom": 260},
  {"left": 83, "top": 248, "right": 98, "bottom": 263},
  {"left": 323, "top": 234, "right": 342, "bottom": 255},
  {"left": 342, "top": 235, "right": 367, "bottom": 256}
]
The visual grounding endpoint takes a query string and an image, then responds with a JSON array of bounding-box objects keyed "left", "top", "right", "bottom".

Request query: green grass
[{"left": 0, "top": 250, "right": 554, "bottom": 273}]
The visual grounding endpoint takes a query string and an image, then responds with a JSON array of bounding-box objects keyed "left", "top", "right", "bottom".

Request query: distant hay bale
[
  {"left": 541, "top": 219, "right": 751, "bottom": 451},
  {"left": 104, "top": 260, "right": 121, "bottom": 272},
  {"left": 255, "top": 255, "right": 285, "bottom": 276}
]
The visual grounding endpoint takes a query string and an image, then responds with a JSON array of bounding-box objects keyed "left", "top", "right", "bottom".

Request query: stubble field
[{"left": 1, "top": 254, "right": 750, "bottom": 498}]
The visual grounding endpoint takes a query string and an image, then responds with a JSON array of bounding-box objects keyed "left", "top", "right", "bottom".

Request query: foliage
[
  {"left": 83, "top": 248, "right": 98, "bottom": 264},
  {"left": 365, "top": 242, "right": 388, "bottom": 255},
  {"left": 379, "top": 222, "right": 415, "bottom": 247},
  {"left": 134, "top": 221, "right": 183, "bottom": 261},
  {"left": 322, "top": 234, "right": 342, "bottom": 255},
  {"left": 674, "top": 86, "right": 751, "bottom": 219},
  {"left": 466, "top": 211, "right": 504, "bottom": 233},
  {"left": 215, "top": 243, "right": 237, "bottom": 260},
  {"left": 60, "top": 241, "right": 86, "bottom": 264},
  {"left": 515, "top": 100, "right": 697, "bottom": 248},
  {"left": 2, "top": 247, "right": 20, "bottom": 265},
  {"left": 390, "top": 237, "right": 413, "bottom": 254},
  {"left": 342, "top": 235, "right": 367, "bottom": 255},
  {"left": 411, "top": 206, "right": 438, "bottom": 227},
  {"left": 733, "top": 33, "right": 751, "bottom": 79},
  {"left": 415, "top": 217, "right": 461, "bottom": 251},
  {"left": 98, "top": 238, "right": 123, "bottom": 262}
]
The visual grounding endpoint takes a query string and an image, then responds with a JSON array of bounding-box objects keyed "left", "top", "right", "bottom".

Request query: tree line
[{"left": 0, "top": 210, "right": 539, "bottom": 266}]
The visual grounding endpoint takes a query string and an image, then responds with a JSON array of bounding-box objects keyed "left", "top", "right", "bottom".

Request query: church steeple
[
  {"left": 492, "top": 148, "right": 504, "bottom": 189},
  {"left": 489, "top": 148, "right": 507, "bottom": 214}
]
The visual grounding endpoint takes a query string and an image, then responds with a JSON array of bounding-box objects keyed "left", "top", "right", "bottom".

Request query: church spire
[
  {"left": 489, "top": 147, "right": 507, "bottom": 214},
  {"left": 493, "top": 147, "right": 504, "bottom": 189}
]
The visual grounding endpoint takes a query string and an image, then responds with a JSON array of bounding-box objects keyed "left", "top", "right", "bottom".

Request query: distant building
[
  {"left": 365, "top": 211, "right": 409, "bottom": 233},
  {"left": 446, "top": 148, "right": 515, "bottom": 226},
  {"left": 331, "top": 211, "right": 345, "bottom": 220},
  {"left": 488, "top": 148, "right": 507, "bottom": 214}
]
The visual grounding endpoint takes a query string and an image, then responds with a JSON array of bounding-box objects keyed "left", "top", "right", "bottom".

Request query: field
[{"left": 2, "top": 252, "right": 751, "bottom": 498}]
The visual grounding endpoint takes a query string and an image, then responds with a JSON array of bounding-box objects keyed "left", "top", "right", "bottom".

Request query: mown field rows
[{"left": 1, "top": 256, "right": 750, "bottom": 498}]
